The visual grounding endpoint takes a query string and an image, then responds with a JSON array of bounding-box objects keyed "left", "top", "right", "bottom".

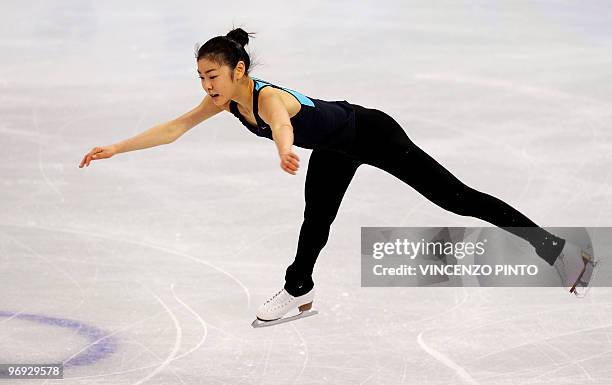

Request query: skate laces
[{"left": 264, "top": 289, "right": 285, "bottom": 305}]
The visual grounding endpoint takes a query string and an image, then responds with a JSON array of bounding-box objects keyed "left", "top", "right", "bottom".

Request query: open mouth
[{"left": 211, "top": 93, "right": 219, "bottom": 98}]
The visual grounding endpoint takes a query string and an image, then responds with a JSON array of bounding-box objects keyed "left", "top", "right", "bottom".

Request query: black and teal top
[{"left": 228, "top": 76, "right": 356, "bottom": 151}]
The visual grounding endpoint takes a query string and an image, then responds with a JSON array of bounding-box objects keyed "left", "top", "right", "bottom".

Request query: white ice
[{"left": 1, "top": 0, "right": 612, "bottom": 384}]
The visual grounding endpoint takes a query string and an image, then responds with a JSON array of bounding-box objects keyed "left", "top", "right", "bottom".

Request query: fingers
[
  {"left": 278, "top": 152, "right": 298, "bottom": 173},
  {"left": 80, "top": 155, "right": 91, "bottom": 168},
  {"left": 282, "top": 157, "right": 299, "bottom": 171},
  {"left": 281, "top": 159, "right": 299, "bottom": 175},
  {"left": 79, "top": 147, "right": 102, "bottom": 168},
  {"left": 283, "top": 164, "right": 297, "bottom": 175},
  {"left": 284, "top": 153, "right": 300, "bottom": 168},
  {"left": 286, "top": 158, "right": 299, "bottom": 169},
  {"left": 79, "top": 153, "right": 92, "bottom": 168}
]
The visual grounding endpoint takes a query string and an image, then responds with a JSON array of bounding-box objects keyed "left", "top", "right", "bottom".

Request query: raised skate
[
  {"left": 553, "top": 242, "right": 599, "bottom": 297},
  {"left": 251, "top": 288, "right": 318, "bottom": 328}
]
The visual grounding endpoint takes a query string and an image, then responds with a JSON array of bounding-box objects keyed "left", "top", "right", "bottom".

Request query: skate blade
[
  {"left": 251, "top": 310, "right": 319, "bottom": 328},
  {"left": 569, "top": 251, "right": 600, "bottom": 298}
]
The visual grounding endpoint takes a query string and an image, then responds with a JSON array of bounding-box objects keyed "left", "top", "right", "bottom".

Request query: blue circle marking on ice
[{"left": 0, "top": 310, "right": 117, "bottom": 367}]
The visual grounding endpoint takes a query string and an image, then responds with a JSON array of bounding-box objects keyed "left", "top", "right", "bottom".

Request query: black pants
[{"left": 284, "top": 104, "right": 565, "bottom": 296}]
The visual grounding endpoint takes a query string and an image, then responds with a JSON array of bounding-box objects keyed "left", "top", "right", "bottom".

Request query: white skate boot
[
  {"left": 553, "top": 241, "right": 598, "bottom": 297},
  {"left": 251, "top": 288, "right": 318, "bottom": 328}
]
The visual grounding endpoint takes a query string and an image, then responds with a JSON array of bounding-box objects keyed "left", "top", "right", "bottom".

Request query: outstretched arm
[
  {"left": 258, "top": 89, "right": 300, "bottom": 175},
  {"left": 79, "top": 95, "right": 222, "bottom": 168}
]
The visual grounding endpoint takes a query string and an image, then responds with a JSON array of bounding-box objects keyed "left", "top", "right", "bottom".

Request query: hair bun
[{"left": 225, "top": 28, "right": 250, "bottom": 48}]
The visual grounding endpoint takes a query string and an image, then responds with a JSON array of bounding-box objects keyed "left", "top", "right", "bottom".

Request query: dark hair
[{"left": 195, "top": 27, "right": 257, "bottom": 77}]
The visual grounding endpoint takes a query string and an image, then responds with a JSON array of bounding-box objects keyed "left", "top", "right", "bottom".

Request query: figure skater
[{"left": 79, "top": 27, "right": 597, "bottom": 327}]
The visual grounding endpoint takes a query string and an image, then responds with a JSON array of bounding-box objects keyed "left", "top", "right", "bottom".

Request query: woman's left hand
[{"left": 279, "top": 151, "right": 300, "bottom": 175}]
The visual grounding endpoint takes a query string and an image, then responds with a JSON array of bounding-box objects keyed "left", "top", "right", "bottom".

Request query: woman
[{"left": 79, "top": 28, "right": 595, "bottom": 325}]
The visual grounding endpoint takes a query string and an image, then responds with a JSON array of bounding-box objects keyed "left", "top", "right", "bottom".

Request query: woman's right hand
[{"left": 79, "top": 145, "right": 118, "bottom": 168}]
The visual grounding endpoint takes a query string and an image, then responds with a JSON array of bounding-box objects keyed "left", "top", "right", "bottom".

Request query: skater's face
[{"left": 197, "top": 58, "right": 247, "bottom": 106}]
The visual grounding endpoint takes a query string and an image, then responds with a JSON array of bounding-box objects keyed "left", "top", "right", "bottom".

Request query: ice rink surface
[{"left": 1, "top": 0, "right": 612, "bottom": 384}]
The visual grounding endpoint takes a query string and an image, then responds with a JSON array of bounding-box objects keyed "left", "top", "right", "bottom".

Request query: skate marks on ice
[
  {"left": 0, "top": 222, "right": 252, "bottom": 307},
  {"left": 417, "top": 330, "right": 480, "bottom": 385},
  {"left": 0, "top": 223, "right": 237, "bottom": 382},
  {"left": 410, "top": 287, "right": 612, "bottom": 384}
]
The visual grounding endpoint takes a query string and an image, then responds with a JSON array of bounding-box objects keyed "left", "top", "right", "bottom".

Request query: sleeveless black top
[{"left": 228, "top": 77, "right": 356, "bottom": 151}]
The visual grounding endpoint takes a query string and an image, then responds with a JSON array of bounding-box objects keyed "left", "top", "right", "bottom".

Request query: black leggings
[{"left": 284, "top": 104, "right": 565, "bottom": 296}]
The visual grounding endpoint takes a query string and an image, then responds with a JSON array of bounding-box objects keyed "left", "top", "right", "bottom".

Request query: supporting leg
[{"left": 284, "top": 148, "right": 362, "bottom": 296}]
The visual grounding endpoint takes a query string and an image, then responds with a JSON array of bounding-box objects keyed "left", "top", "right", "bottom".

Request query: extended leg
[
  {"left": 284, "top": 149, "right": 362, "bottom": 296},
  {"left": 347, "top": 105, "right": 565, "bottom": 265}
]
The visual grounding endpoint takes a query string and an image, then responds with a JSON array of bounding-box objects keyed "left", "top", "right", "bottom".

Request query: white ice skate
[
  {"left": 251, "top": 288, "right": 318, "bottom": 328},
  {"left": 553, "top": 241, "right": 599, "bottom": 297}
]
